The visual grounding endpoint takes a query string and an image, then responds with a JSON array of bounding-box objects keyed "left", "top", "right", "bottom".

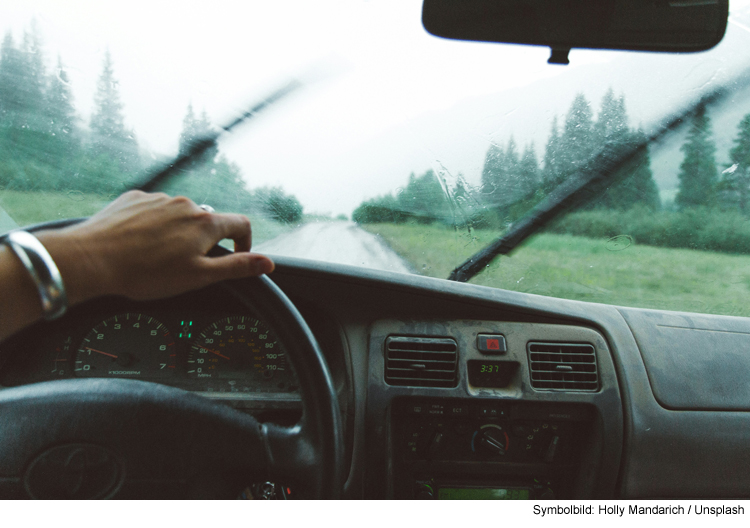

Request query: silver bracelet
[{"left": 3, "top": 231, "right": 68, "bottom": 320}]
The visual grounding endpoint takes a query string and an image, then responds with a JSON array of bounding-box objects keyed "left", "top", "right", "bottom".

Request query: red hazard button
[{"left": 476, "top": 334, "right": 507, "bottom": 355}]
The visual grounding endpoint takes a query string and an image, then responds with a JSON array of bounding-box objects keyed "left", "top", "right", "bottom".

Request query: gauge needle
[
  {"left": 85, "top": 347, "right": 118, "bottom": 359},
  {"left": 201, "top": 347, "right": 230, "bottom": 360}
]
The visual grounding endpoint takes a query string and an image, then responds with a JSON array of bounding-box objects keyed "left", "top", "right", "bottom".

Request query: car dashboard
[
  {"left": 0, "top": 290, "right": 305, "bottom": 408},
  {"left": 2, "top": 255, "right": 750, "bottom": 499}
]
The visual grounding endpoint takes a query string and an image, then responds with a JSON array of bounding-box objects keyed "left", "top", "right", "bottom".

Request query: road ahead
[{"left": 255, "top": 221, "right": 414, "bottom": 274}]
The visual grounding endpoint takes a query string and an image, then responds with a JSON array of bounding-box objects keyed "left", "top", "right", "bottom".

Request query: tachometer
[
  {"left": 188, "top": 316, "right": 295, "bottom": 392},
  {"left": 75, "top": 313, "right": 176, "bottom": 379}
]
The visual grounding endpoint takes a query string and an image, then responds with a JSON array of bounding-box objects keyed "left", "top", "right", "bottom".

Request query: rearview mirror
[{"left": 422, "top": 0, "right": 728, "bottom": 64}]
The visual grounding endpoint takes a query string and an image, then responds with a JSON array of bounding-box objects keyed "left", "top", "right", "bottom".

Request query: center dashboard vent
[
  {"left": 385, "top": 336, "right": 458, "bottom": 388},
  {"left": 528, "top": 342, "right": 598, "bottom": 391}
]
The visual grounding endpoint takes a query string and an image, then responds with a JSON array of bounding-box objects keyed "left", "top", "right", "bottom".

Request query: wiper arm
[
  {"left": 133, "top": 79, "right": 302, "bottom": 193},
  {"left": 448, "top": 67, "right": 750, "bottom": 283}
]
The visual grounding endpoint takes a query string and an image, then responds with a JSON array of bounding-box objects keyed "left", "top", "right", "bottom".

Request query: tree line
[
  {"left": 354, "top": 88, "right": 750, "bottom": 239},
  {"left": 0, "top": 21, "right": 302, "bottom": 224}
]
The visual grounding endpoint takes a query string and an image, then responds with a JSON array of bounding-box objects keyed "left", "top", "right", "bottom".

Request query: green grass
[
  {"left": 362, "top": 222, "right": 750, "bottom": 317},
  {"left": 0, "top": 190, "right": 291, "bottom": 245},
  {"left": 0, "top": 189, "right": 110, "bottom": 226}
]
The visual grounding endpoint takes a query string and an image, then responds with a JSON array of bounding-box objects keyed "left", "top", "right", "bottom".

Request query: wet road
[{"left": 255, "top": 221, "right": 414, "bottom": 274}]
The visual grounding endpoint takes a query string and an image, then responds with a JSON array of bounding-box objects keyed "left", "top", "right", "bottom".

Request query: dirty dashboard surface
[{"left": 2, "top": 256, "right": 749, "bottom": 499}]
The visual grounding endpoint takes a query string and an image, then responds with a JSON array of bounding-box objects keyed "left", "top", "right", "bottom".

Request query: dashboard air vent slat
[
  {"left": 385, "top": 336, "right": 458, "bottom": 388},
  {"left": 528, "top": 342, "right": 598, "bottom": 391}
]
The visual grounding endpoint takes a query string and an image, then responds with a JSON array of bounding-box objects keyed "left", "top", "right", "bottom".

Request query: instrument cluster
[{"left": 0, "top": 308, "right": 300, "bottom": 398}]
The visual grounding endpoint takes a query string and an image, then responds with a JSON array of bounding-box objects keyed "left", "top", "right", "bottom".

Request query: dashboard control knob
[
  {"left": 544, "top": 435, "right": 560, "bottom": 463},
  {"left": 473, "top": 424, "right": 509, "bottom": 456},
  {"left": 427, "top": 431, "right": 445, "bottom": 457}
]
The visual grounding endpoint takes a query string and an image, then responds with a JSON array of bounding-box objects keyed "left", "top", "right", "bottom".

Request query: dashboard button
[
  {"left": 407, "top": 403, "right": 426, "bottom": 415},
  {"left": 476, "top": 334, "right": 507, "bottom": 355},
  {"left": 477, "top": 334, "right": 508, "bottom": 356},
  {"left": 476, "top": 405, "right": 507, "bottom": 418}
]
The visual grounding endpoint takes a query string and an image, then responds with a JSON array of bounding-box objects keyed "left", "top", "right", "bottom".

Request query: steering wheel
[{"left": 0, "top": 220, "right": 344, "bottom": 499}]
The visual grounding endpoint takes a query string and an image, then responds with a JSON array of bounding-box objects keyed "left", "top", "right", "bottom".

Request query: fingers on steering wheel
[
  {"left": 210, "top": 213, "right": 253, "bottom": 253},
  {"left": 200, "top": 251, "right": 274, "bottom": 282},
  {"left": 197, "top": 212, "right": 274, "bottom": 280}
]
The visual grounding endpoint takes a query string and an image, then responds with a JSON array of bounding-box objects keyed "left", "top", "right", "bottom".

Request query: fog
[{"left": 4, "top": 0, "right": 750, "bottom": 216}]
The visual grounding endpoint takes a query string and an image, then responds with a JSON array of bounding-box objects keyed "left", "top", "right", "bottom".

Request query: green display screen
[
  {"left": 467, "top": 360, "right": 519, "bottom": 388},
  {"left": 437, "top": 487, "right": 530, "bottom": 500}
]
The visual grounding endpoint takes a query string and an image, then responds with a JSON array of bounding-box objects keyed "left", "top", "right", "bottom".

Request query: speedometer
[{"left": 188, "top": 316, "right": 295, "bottom": 393}]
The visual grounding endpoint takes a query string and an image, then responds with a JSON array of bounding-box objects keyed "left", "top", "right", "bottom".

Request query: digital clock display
[
  {"left": 438, "top": 487, "right": 530, "bottom": 500},
  {"left": 467, "top": 360, "right": 519, "bottom": 388}
]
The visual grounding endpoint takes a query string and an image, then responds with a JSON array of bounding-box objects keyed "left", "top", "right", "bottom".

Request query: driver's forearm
[
  {"left": 0, "top": 231, "right": 92, "bottom": 342},
  {"left": 0, "top": 244, "right": 46, "bottom": 342}
]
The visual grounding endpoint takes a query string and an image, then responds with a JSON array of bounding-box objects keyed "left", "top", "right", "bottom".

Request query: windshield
[{"left": 3, "top": 0, "right": 750, "bottom": 316}]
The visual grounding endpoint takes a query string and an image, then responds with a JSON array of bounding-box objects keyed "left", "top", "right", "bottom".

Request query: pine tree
[
  {"left": 90, "top": 51, "right": 124, "bottom": 140},
  {"left": 482, "top": 136, "right": 537, "bottom": 211},
  {"left": 594, "top": 89, "right": 628, "bottom": 143},
  {"left": 90, "top": 50, "right": 138, "bottom": 173},
  {"left": 196, "top": 111, "right": 214, "bottom": 143},
  {"left": 0, "top": 32, "right": 20, "bottom": 124},
  {"left": 481, "top": 142, "right": 506, "bottom": 207},
  {"left": 675, "top": 105, "right": 718, "bottom": 209},
  {"left": 505, "top": 136, "right": 519, "bottom": 176},
  {"left": 178, "top": 104, "right": 217, "bottom": 162},
  {"left": 45, "top": 56, "right": 78, "bottom": 143},
  {"left": 19, "top": 20, "right": 46, "bottom": 128},
  {"left": 397, "top": 169, "right": 448, "bottom": 223},
  {"left": 593, "top": 89, "right": 629, "bottom": 209},
  {"left": 166, "top": 105, "right": 253, "bottom": 213},
  {"left": 540, "top": 95, "right": 595, "bottom": 193},
  {"left": 558, "top": 93, "right": 595, "bottom": 183},
  {"left": 605, "top": 129, "right": 661, "bottom": 211},
  {"left": 0, "top": 29, "right": 46, "bottom": 129},
  {"left": 720, "top": 113, "right": 750, "bottom": 214},
  {"left": 517, "top": 142, "right": 540, "bottom": 197},
  {"left": 542, "top": 116, "right": 562, "bottom": 190},
  {"left": 178, "top": 102, "right": 197, "bottom": 155},
  {"left": 732, "top": 114, "right": 750, "bottom": 170},
  {"left": 594, "top": 91, "right": 660, "bottom": 211}
]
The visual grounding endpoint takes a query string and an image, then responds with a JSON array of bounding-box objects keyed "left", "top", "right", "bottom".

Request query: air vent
[
  {"left": 385, "top": 336, "right": 458, "bottom": 388},
  {"left": 528, "top": 342, "right": 598, "bottom": 391}
]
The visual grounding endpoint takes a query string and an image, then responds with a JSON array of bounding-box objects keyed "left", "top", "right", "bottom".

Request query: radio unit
[{"left": 391, "top": 398, "right": 595, "bottom": 499}]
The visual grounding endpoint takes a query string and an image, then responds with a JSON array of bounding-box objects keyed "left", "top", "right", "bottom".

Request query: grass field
[
  {"left": 0, "top": 190, "right": 292, "bottom": 245},
  {"left": 362, "top": 222, "right": 750, "bottom": 317},
  {"left": 0, "top": 190, "right": 110, "bottom": 227}
]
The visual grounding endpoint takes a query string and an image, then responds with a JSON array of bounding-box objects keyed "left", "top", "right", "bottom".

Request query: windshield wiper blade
[
  {"left": 448, "top": 67, "right": 750, "bottom": 283},
  {"left": 133, "top": 79, "right": 302, "bottom": 193}
]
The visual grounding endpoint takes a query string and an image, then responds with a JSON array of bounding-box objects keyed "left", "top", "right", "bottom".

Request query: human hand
[{"left": 36, "top": 191, "right": 274, "bottom": 305}]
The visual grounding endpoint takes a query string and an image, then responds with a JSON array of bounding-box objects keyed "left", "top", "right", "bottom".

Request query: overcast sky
[{"left": 4, "top": 0, "right": 750, "bottom": 216}]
